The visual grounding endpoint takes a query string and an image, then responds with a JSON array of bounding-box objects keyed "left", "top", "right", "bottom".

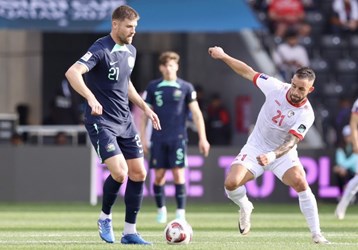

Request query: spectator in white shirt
[{"left": 272, "top": 29, "right": 310, "bottom": 82}]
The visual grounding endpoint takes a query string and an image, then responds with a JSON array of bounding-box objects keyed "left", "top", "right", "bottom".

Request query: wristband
[{"left": 266, "top": 151, "right": 276, "bottom": 163}]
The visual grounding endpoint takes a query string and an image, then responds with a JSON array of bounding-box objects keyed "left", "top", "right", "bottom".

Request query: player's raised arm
[{"left": 208, "top": 46, "right": 258, "bottom": 82}]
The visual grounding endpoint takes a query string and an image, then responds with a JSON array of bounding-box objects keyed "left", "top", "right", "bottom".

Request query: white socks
[
  {"left": 123, "top": 222, "right": 136, "bottom": 235},
  {"left": 99, "top": 211, "right": 137, "bottom": 235},
  {"left": 225, "top": 186, "right": 250, "bottom": 208},
  {"left": 337, "top": 175, "right": 358, "bottom": 210},
  {"left": 99, "top": 211, "right": 112, "bottom": 220},
  {"left": 176, "top": 209, "right": 186, "bottom": 219},
  {"left": 158, "top": 206, "right": 167, "bottom": 213},
  {"left": 298, "top": 188, "right": 320, "bottom": 234}
]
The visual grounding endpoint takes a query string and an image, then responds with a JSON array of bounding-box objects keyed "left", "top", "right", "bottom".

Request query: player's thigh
[
  {"left": 153, "top": 168, "right": 167, "bottom": 185},
  {"left": 230, "top": 144, "right": 264, "bottom": 180},
  {"left": 117, "top": 135, "right": 146, "bottom": 181},
  {"left": 127, "top": 157, "right": 147, "bottom": 181},
  {"left": 281, "top": 166, "right": 308, "bottom": 192},
  {"left": 270, "top": 149, "right": 304, "bottom": 181},
  {"left": 271, "top": 150, "right": 308, "bottom": 191},
  {"left": 104, "top": 154, "right": 128, "bottom": 182},
  {"left": 85, "top": 123, "right": 123, "bottom": 163},
  {"left": 149, "top": 141, "right": 169, "bottom": 169}
]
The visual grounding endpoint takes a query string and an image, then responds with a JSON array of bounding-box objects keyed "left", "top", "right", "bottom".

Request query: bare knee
[
  {"left": 224, "top": 165, "right": 252, "bottom": 191},
  {"left": 288, "top": 176, "right": 307, "bottom": 192},
  {"left": 154, "top": 176, "right": 165, "bottom": 186},
  {"left": 111, "top": 170, "right": 127, "bottom": 183},
  {"left": 224, "top": 175, "right": 240, "bottom": 191},
  {"left": 291, "top": 178, "right": 307, "bottom": 192},
  {"left": 130, "top": 169, "right": 147, "bottom": 182},
  {"left": 126, "top": 158, "right": 148, "bottom": 182},
  {"left": 283, "top": 167, "right": 308, "bottom": 192}
]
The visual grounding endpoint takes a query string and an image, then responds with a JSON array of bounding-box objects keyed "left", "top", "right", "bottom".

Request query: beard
[
  {"left": 289, "top": 93, "right": 305, "bottom": 104},
  {"left": 119, "top": 35, "right": 133, "bottom": 45}
]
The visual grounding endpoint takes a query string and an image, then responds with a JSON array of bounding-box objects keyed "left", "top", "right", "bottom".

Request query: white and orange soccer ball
[{"left": 164, "top": 219, "right": 193, "bottom": 245}]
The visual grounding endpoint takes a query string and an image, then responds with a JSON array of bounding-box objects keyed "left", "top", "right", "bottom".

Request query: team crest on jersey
[
  {"left": 259, "top": 74, "right": 269, "bottom": 80},
  {"left": 81, "top": 51, "right": 92, "bottom": 62},
  {"left": 128, "top": 56, "right": 135, "bottom": 68},
  {"left": 105, "top": 143, "right": 116, "bottom": 152},
  {"left": 173, "top": 89, "right": 182, "bottom": 100},
  {"left": 287, "top": 110, "right": 295, "bottom": 118},
  {"left": 297, "top": 124, "right": 306, "bottom": 133}
]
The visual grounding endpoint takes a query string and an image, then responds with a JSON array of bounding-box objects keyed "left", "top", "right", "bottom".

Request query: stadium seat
[
  {"left": 309, "top": 56, "right": 330, "bottom": 91},
  {"left": 349, "top": 35, "right": 358, "bottom": 60},
  {"left": 320, "top": 34, "right": 348, "bottom": 63},
  {"left": 335, "top": 58, "right": 358, "bottom": 89},
  {"left": 305, "top": 11, "right": 325, "bottom": 40},
  {"left": 318, "top": 0, "right": 334, "bottom": 16},
  {"left": 300, "top": 36, "right": 315, "bottom": 58}
]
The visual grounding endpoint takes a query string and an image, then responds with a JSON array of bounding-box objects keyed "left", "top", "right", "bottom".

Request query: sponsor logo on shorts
[
  {"left": 175, "top": 159, "right": 184, "bottom": 165},
  {"left": 105, "top": 143, "right": 115, "bottom": 152}
]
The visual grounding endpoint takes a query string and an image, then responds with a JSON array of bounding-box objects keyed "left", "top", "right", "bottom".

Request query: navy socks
[
  {"left": 124, "top": 178, "right": 144, "bottom": 224},
  {"left": 102, "top": 175, "right": 121, "bottom": 215}
]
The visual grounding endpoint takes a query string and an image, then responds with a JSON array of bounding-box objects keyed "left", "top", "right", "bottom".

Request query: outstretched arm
[
  {"left": 208, "top": 46, "right": 258, "bottom": 82},
  {"left": 256, "top": 133, "right": 300, "bottom": 166},
  {"left": 128, "top": 81, "right": 161, "bottom": 131}
]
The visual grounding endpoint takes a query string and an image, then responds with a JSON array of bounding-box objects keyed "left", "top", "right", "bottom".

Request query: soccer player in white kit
[
  {"left": 335, "top": 98, "right": 358, "bottom": 219},
  {"left": 208, "top": 46, "right": 330, "bottom": 244}
]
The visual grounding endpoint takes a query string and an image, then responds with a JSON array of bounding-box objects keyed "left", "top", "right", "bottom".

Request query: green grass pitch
[{"left": 0, "top": 200, "right": 357, "bottom": 249}]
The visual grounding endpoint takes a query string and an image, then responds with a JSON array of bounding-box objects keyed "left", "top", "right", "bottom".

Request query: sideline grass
[{"left": 0, "top": 201, "right": 357, "bottom": 249}]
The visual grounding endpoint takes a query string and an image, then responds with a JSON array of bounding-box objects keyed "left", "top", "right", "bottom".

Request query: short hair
[
  {"left": 294, "top": 67, "right": 316, "bottom": 82},
  {"left": 112, "top": 5, "right": 139, "bottom": 21},
  {"left": 158, "top": 51, "right": 180, "bottom": 65}
]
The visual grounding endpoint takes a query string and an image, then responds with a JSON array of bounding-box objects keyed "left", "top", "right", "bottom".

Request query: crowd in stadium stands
[{"left": 249, "top": 0, "right": 358, "bottom": 148}]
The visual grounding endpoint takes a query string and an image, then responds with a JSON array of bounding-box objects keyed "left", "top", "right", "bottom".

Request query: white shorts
[{"left": 231, "top": 143, "right": 304, "bottom": 181}]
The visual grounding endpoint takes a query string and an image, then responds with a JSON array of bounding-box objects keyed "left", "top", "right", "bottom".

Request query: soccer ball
[{"left": 164, "top": 219, "right": 193, "bottom": 245}]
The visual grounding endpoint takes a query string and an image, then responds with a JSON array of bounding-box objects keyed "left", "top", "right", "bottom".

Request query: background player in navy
[
  {"left": 65, "top": 5, "right": 161, "bottom": 245},
  {"left": 140, "top": 51, "right": 210, "bottom": 223}
]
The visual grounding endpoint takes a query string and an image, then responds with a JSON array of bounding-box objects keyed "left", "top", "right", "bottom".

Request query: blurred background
[{"left": 0, "top": 0, "right": 356, "bottom": 205}]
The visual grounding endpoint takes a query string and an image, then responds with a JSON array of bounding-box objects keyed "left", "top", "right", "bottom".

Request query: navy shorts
[
  {"left": 149, "top": 139, "right": 187, "bottom": 169},
  {"left": 85, "top": 123, "right": 143, "bottom": 163}
]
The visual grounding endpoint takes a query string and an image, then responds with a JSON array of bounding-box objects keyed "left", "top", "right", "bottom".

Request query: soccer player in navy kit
[
  {"left": 140, "top": 51, "right": 210, "bottom": 223},
  {"left": 65, "top": 5, "right": 161, "bottom": 245}
]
